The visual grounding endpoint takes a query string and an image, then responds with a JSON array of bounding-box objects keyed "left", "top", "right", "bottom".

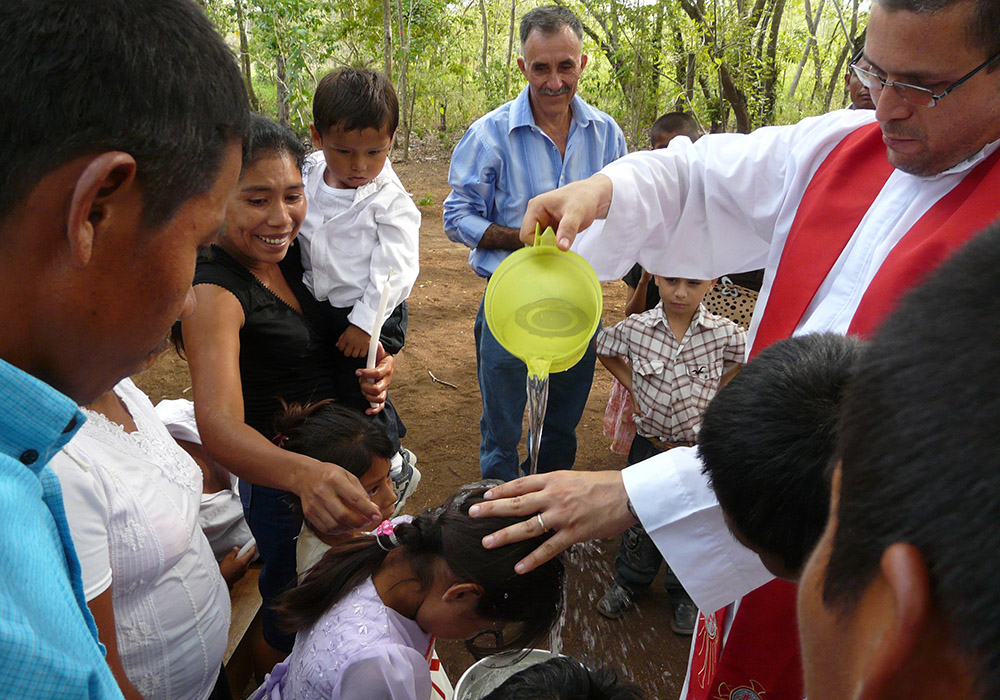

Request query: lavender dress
[{"left": 253, "top": 576, "right": 434, "bottom": 700}]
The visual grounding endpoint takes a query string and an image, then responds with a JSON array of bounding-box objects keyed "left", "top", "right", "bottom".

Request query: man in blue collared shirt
[
  {"left": 0, "top": 2, "right": 250, "bottom": 697},
  {"left": 444, "top": 5, "right": 627, "bottom": 481}
]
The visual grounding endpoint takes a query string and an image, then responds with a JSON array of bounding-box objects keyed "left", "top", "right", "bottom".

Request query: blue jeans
[
  {"left": 612, "top": 436, "right": 693, "bottom": 605},
  {"left": 474, "top": 294, "right": 597, "bottom": 481},
  {"left": 240, "top": 481, "right": 301, "bottom": 653}
]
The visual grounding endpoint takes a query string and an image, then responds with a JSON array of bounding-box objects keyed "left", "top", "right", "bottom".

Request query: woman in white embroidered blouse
[{"left": 50, "top": 376, "right": 234, "bottom": 700}]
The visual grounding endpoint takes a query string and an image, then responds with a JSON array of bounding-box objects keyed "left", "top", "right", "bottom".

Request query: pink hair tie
[
  {"left": 271, "top": 433, "right": 289, "bottom": 449},
  {"left": 374, "top": 520, "right": 399, "bottom": 551}
]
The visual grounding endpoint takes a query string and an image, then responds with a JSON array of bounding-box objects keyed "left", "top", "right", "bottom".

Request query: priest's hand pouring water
[
  {"left": 519, "top": 173, "right": 614, "bottom": 251},
  {"left": 469, "top": 471, "right": 638, "bottom": 573}
]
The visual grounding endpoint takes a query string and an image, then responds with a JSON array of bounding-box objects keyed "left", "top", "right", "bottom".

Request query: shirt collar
[
  {"left": 644, "top": 301, "right": 711, "bottom": 331},
  {"left": 926, "top": 137, "right": 1000, "bottom": 180},
  {"left": 0, "top": 358, "right": 84, "bottom": 473},
  {"left": 507, "top": 86, "right": 596, "bottom": 134}
]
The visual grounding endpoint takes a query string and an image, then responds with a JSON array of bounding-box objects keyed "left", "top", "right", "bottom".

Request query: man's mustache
[{"left": 539, "top": 86, "right": 570, "bottom": 96}]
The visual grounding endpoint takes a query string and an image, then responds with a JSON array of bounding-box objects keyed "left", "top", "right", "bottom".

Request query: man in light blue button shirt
[
  {"left": 444, "top": 5, "right": 627, "bottom": 481},
  {"left": 0, "top": 2, "right": 249, "bottom": 697}
]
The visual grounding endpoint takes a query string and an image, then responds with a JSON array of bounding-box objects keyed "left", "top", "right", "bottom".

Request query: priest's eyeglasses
[{"left": 850, "top": 52, "right": 1000, "bottom": 108}]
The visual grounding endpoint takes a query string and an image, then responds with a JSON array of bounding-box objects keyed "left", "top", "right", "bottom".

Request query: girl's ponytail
[
  {"left": 272, "top": 517, "right": 433, "bottom": 634},
  {"left": 272, "top": 532, "right": 389, "bottom": 634}
]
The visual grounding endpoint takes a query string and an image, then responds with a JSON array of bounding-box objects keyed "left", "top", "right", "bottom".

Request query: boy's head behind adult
[
  {"left": 309, "top": 67, "right": 398, "bottom": 190},
  {"left": 0, "top": 0, "right": 248, "bottom": 404},
  {"left": 698, "top": 333, "right": 863, "bottom": 581},
  {"left": 798, "top": 221, "right": 1000, "bottom": 700},
  {"left": 649, "top": 112, "right": 701, "bottom": 149}
]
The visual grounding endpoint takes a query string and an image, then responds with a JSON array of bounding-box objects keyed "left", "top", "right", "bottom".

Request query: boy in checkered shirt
[{"left": 594, "top": 276, "right": 746, "bottom": 633}]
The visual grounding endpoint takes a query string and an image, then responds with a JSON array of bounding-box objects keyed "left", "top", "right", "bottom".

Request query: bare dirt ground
[{"left": 135, "top": 150, "right": 691, "bottom": 698}]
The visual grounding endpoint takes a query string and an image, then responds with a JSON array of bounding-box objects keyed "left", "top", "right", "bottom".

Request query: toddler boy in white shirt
[
  {"left": 301, "top": 67, "right": 420, "bottom": 359},
  {"left": 300, "top": 67, "right": 422, "bottom": 506}
]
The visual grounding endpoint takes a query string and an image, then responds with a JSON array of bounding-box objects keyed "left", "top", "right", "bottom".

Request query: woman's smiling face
[{"left": 221, "top": 152, "right": 305, "bottom": 268}]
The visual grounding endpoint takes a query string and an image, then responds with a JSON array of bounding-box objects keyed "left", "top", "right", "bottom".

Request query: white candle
[{"left": 365, "top": 268, "right": 394, "bottom": 408}]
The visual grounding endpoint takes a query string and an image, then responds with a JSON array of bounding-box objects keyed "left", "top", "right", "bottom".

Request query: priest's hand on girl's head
[{"left": 469, "top": 470, "right": 638, "bottom": 574}]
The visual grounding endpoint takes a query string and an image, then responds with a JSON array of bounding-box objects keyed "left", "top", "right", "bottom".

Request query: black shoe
[
  {"left": 597, "top": 583, "right": 634, "bottom": 619},
  {"left": 671, "top": 600, "right": 697, "bottom": 635},
  {"left": 391, "top": 448, "right": 421, "bottom": 517}
]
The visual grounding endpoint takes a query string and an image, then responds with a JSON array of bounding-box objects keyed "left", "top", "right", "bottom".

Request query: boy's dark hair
[
  {"left": 274, "top": 486, "right": 564, "bottom": 651},
  {"left": 0, "top": 0, "right": 249, "bottom": 228},
  {"left": 824, "top": 222, "right": 1000, "bottom": 699},
  {"left": 650, "top": 112, "right": 701, "bottom": 143},
  {"left": 481, "top": 657, "right": 644, "bottom": 700},
  {"left": 242, "top": 113, "right": 308, "bottom": 174},
  {"left": 519, "top": 6, "right": 583, "bottom": 45},
  {"left": 273, "top": 399, "right": 394, "bottom": 479},
  {"left": 698, "top": 333, "right": 863, "bottom": 575},
  {"left": 313, "top": 67, "right": 399, "bottom": 137}
]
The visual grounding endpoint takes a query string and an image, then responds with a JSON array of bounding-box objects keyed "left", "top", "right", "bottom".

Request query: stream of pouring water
[{"left": 525, "top": 372, "right": 550, "bottom": 475}]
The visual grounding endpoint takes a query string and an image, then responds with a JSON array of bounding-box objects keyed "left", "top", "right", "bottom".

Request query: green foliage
[{"left": 204, "top": 0, "right": 867, "bottom": 152}]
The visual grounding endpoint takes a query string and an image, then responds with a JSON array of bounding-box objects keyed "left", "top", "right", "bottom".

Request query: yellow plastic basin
[{"left": 485, "top": 226, "right": 602, "bottom": 379}]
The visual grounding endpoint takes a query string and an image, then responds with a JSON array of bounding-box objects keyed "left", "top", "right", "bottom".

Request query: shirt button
[{"left": 20, "top": 449, "right": 39, "bottom": 465}]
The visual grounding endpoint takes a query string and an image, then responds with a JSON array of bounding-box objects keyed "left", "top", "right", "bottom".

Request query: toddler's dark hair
[
  {"left": 273, "top": 399, "right": 395, "bottom": 478},
  {"left": 273, "top": 486, "right": 564, "bottom": 650},
  {"left": 313, "top": 67, "right": 399, "bottom": 136},
  {"left": 698, "top": 332, "right": 863, "bottom": 576},
  {"left": 482, "top": 657, "right": 644, "bottom": 700}
]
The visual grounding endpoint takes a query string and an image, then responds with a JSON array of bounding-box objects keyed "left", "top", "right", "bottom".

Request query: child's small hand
[
  {"left": 219, "top": 544, "right": 257, "bottom": 588},
  {"left": 337, "top": 325, "right": 372, "bottom": 358},
  {"left": 639, "top": 269, "right": 653, "bottom": 285}
]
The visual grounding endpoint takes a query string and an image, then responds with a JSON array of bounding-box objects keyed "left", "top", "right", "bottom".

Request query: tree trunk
[
  {"left": 394, "top": 0, "right": 411, "bottom": 161},
  {"left": 233, "top": 0, "right": 259, "bottom": 111},
  {"left": 382, "top": 0, "right": 393, "bottom": 78},
  {"left": 759, "top": 0, "right": 788, "bottom": 122},
  {"left": 479, "top": 0, "right": 489, "bottom": 81},
  {"left": 403, "top": 83, "right": 416, "bottom": 160},
  {"left": 823, "top": 42, "right": 851, "bottom": 111},
  {"left": 275, "top": 52, "right": 289, "bottom": 126},
  {"left": 787, "top": 0, "right": 825, "bottom": 99},
  {"left": 504, "top": 0, "right": 516, "bottom": 98},
  {"left": 719, "top": 63, "right": 750, "bottom": 133}
]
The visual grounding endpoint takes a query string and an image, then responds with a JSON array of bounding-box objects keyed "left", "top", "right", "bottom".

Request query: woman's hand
[
  {"left": 356, "top": 343, "right": 396, "bottom": 415},
  {"left": 296, "top": 460, "right": 382, "bottom": 533}
]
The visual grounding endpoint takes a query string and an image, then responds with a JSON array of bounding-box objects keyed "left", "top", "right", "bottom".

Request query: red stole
[
  {"left": 752, "top": 122, "right": 1000, "bottom": 358},
  {"left": 689, "top": 125, "right": 1000, "bottom": 700},
  {"left": 686, "top": 581, "right": 801, "bottom": 700}
]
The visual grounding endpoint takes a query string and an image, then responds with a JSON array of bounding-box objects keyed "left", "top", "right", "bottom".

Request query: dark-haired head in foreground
[
  {"left": 0, "top": 0, "right": 248, "bottom": 404},
  {"left": 698, "top": 332, "right": 863, "bottom": 580},
  {"left": 481, "top": 657, "right": 644, "bottom": 700},
  {"left": 798, "top": 221, "right": 1000, "bottom": 700}
]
